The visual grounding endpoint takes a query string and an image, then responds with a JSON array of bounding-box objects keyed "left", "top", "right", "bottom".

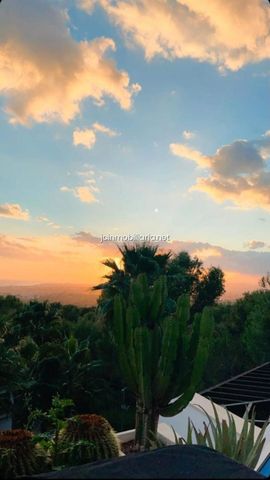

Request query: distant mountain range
[
  {"left": 0, "top": 278, "right": 252, "bottom": 306},
  {"left": 0, "top": 283, "right": 98, "bottom": 306}
]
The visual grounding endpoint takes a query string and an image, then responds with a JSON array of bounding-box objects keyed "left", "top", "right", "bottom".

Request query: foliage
[
  {"left": 202, "top": 302, "right": 249, "bottom": 388},
  {"left": 94, "top": 244, "right": 225, "bottom": 319},
  {"left": 175, "top": 403, "right": 267, "bottom": 470},
  {"left": 27, "top": 395, "right": 75, "bottom": 466},
  {"left": 201, "top": 290, "right": 270, "bottom": 389},
  {"left": 113, "top": 273, "right": 213, "bottom": 450},
  {"left": 59, "top": 414, "right": 120, "bottom": 466},
  {"left": 241, "top": 291, "right": 270, "bottom": 364},
  {"left": 0, "top": 294, "right": 131, "bottom": 431},
  {"left": 1, "top": 263, "right": 270, "bottom": 462},
  {"left": 0, "top": 429, "right": 49, "bottom": 478},
  {"left": 5, "top": 399, "right": 120, "bottom": 474}
]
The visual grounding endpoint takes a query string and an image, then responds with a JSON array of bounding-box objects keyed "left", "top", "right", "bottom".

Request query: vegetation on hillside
[{"left": 0, "top": 244, "right": 269, "bottom": 473}]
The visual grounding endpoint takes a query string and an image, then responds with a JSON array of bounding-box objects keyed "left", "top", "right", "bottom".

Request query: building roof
[{"left": 201, "top": 362, "right": 270, "bottom": 424}]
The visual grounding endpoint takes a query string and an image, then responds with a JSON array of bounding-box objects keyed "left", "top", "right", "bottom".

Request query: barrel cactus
[
  {"left": 0, "top": 429, "right": 49, "bottom": 479},
  {"left": 59, "top": 414, "right": 120, "bottom": 466},
  {"left": 113, "top": 273, "right": 214, "bottom": 450}
]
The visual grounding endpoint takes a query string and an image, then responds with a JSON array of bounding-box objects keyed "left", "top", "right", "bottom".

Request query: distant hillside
[
  {"left": 0, "top": 283, "right": 98, "bottom": 306},
  {"left": 0, "top": 278, "right": 254, "bottom": 307}
]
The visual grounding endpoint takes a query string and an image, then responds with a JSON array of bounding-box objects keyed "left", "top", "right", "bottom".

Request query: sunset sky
[{"left": 1, "top": 0, "right": 270, "bottom": 300}]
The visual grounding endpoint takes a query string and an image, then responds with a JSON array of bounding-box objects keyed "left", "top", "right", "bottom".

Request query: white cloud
[
  {"left": 73, "top": 129, "right": 97, "bottom": 149},
  {"left": 77, "top": 169, "right": 96, "bottom": 178},
  {"left": 0, "top": 0, "right": 140, "bottom": 124},
  {"left": 182, "top": 130, "right": 195, "bottom": 140},
  {"left": 47, "top": 222, "right": 61, "bottom": 229},
  {"left": 97, "top": 0, "right": 270, "bottom": 71},
  {"left": 0, "top": 204, "right": 30, "bottom": 221},
  {"left": 38, "top": 216, "right": 61, "bottom": 229}
]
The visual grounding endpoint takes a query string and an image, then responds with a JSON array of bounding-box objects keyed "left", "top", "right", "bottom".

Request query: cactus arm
[
  {"left": 154, "top": 317, "right": 179, "bottom": 401},
  {"left": 159, "top": 295, "right": 190, "bottom": 402},
  {"left": 113, "top": 295, "right": 137, "bottom": 392},
  {"left": 160, "top": 307, "right": 214, "bottom": 417},
  {"left": 134, "top": 327, "right": 152, "bottom": 409},
  {"left": 149, "top": 278, "right": 162, "bottom": 323},
  {"left": 169, "top": 312, "right": 201, "bottom": 400},
  {"left": 130, "top": 274, "right": 149, "bottom": 319}
]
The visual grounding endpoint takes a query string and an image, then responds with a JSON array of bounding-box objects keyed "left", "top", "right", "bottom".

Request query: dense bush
[
  {"left": 0, "top": 296, "right": 135, "bottom": 432},
  {"left": 202, "top": 289, "right": 270, "bottom": 389}
]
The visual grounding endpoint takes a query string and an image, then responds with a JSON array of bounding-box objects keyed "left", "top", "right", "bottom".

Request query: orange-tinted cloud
[
  {"left": 170, "top": 143, "right": 210, "bottom": 168},
  {"left": 171, "top": 136, "right": 270, "bottom": 210},
  {"left": 73, "top": 129, "right": 97, "bottom": 149},
  {"left": 92, "top": 122, "right": 118, "bottom": 137},
  {"left": 60, "top": 186, "right": 98, "bottom": 203},
  {"left": 73, "top": 123, "right": 118, "bottom": 149},
  {"left": 0, "top": 233, "right": 119, "bottom": 285},
  {"left": 0, "top": 204, "right": 29, "bottom": 221},
  {"left": 95, "top": 0, "right": 270, "bottom": 71},
  {"left": 61, "top": 165, "right": 101, "bottom": 203},
  {"left": 76, "top": 0, "right": 97, "bottom": 14},
  {"left": 0, "top": 0, "right": 141, "bottom": 124},
  {"left": 192, "top": 247, "right": 222, "bottom": 260}
]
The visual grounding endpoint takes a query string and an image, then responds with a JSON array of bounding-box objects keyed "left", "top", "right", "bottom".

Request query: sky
[{"left": 0, "top": 0, "right": 270, "bottom": 300}]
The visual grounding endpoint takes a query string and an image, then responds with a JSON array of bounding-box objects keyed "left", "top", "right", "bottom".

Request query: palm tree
[
  {"left": 93, "top": 243, "right": 172, "bottom": 316},
  {"left": 94, "top": 243, "right": 225, "bottom": 320}
]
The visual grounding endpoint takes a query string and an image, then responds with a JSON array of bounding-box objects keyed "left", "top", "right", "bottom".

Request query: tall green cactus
[{"left": 113, "top": 274, "right": 213, "bottom": 450}]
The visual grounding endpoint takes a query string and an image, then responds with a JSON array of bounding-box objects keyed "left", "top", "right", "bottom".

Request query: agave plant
[
  {"left": 175, "top": 402, "right": 268, "bottom": 470},
  {"left": 0, "top": 429, "right": 49, "bottom": 479}
]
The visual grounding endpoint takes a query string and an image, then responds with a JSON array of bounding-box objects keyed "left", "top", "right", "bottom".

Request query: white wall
[{"left": 160, "top": 393, "right": 257, "bottom": 439}]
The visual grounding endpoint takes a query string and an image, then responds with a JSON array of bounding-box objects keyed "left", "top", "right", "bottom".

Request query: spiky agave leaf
[{"left": 180, "top": 402, "right": 267, "bottom": 469}]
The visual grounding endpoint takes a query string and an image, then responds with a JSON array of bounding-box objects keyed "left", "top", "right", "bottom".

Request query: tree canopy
[{"left": 94, "top": 243, "right": 225, "bottom": 318}]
